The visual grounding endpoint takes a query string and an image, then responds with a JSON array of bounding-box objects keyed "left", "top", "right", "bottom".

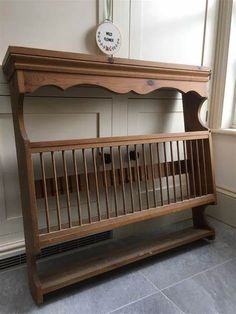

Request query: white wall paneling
[
  {"left": 0, "top": 0, "right": 98, "bottom": 62},
  {"left": 0, "top": 92, "right": 24, "bottom": 257},
  {"left": 127, "top": 91, "right": 184, "bottom": 135},
  {"left": 212, "top": 133, "right": 236, "bottom": 193},
  {"left": 136, "top": 0, "right": 207, "bottom": 64}
]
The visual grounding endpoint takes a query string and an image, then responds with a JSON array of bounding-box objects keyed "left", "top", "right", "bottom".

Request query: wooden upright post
[{"left": 10, "top": 72, "right": 43, "bottom": 304}]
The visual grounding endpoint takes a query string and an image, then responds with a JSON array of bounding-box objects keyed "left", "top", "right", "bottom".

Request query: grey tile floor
[{"left": 1, "top": 217, "right": 236, "bottom": 314}]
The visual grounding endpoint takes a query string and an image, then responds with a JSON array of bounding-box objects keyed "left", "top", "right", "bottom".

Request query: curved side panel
[
  {"left": 182, "top": 91, "right": 208, "bottom": 131},
  {"left": 22, "top": 71, "right": 208, "bottom": 97}
]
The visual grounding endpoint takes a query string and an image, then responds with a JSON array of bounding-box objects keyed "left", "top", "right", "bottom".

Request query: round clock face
[{"left": 96, "top": 21, "right": 121, "bottom": 55}]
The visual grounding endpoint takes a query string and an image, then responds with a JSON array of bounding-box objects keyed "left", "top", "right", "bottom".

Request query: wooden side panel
[{"left": 9, "top": 73, "right": 43, "bottom": 303}]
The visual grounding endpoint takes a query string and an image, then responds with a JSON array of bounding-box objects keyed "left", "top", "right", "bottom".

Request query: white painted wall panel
[
  {"left": 140, "top": 0, "right": 206, "bottom": 64},
  {"left": 127, "top": 95, "right": 184, "bottom": 135},
  {"left": 24, "top": 97, "right": 112, "bottom": 141},
  {"left": 0, "top": 0, "right": 98, "bottom": 62},
  {"left": 212, "top": 133, "right": 236, "bottom": 192}
]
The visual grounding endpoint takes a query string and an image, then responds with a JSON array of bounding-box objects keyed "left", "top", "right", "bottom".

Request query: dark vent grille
[
  {"left": 0, "top": 231, "right": 112, "bottom": 271},
  {"left": 0, "top": 253, "right": 27, "bottom": 270}
]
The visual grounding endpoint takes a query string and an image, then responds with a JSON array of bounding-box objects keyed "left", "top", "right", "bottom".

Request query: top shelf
[{"left": 2, "top": 46, "right": 210, "bottom": 96}]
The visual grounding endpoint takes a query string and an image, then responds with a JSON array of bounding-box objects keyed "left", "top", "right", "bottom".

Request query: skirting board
[
  {"left": 0, "top": 238, "right": 25, "bottom": 259},
  {"left": 207, "top": 188, "right": 236, "bottom": 228}
]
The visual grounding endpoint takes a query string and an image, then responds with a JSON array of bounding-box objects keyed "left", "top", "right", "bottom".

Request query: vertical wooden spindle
[
  {"left": 92, "top": 148, "right": 101, "bottom": 220},
  {"left": 72, "top": 150, "right": 82, "bottom": 225},
  {"left": 189, "top": 140, "right": 196, "bottom": 197},
  {"left": 196, "top": 140, "right": 202, "bottom": 196},
  {"left": 101, "top": 147, "right": 110, "bottom": 219},
  {"left": 68, "top": 175, "right": 73, "bottom": 193},
  {"left": 170, "top": 142, "right": 177, "bottom": 202},
  {"left": 82, "top": 149, "right": 92, "bottom": 223},
  {"left": 149, "top": 143, "right": 157, "bottom": 207},
  {"left": 177, "top": 141, "right": 183, "bottom": 201},
  {"left": 183, "top": 141, "right": 190, "bottom": 199},
  {"left": 163, "top": 142, "right": 170, "bottom": 204},
  {"left": 110, "top": 147, "right": 118, "bottom": 216},
  {"left": 39, "top": 179, "right": 44, "bottom": 199},
  {"left": 40, "top": 152, "right": 50, "bottom": 233},
  {"left": 51, "top": 152, "right": 61, "bottom": 230},
  {"left": 156, "top": 143, "right": 164, "bottom": 206},
  {"left": 135, "top": 144, "right": 142, "bottom": 210},
  {"left": 127, "top": 146, "right": 134, "bottom": 212},
  {"left": 202, "top": 139, "right": 208, "bottom": 195},
  {"left": 59, "top": 177, "right": 64, "bottom": 195},
  {"left": 118, "top": 146, "right": 126, "bottom": 214},
  {"left": 62, "top": 151, "right": 72, "bottom": 227},
  {"left": 142, "top": 144, "right": 150, "bottom": 209}
]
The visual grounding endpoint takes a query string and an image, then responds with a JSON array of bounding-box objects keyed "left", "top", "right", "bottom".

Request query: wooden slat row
[
  {"left": 35, "top": 138, "right": 212, "bottom": 234},
  {"left": 35, "top": 157, "right": 188, "bottom": 198}
]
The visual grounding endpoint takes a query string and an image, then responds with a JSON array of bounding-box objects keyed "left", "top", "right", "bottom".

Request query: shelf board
[{"left": 38, "top": 226, "right": 214, "bottom": 294}]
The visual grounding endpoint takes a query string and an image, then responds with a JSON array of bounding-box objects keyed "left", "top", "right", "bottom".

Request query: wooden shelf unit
[{"left": 3, "top": 46, "right": 216, "bottom": 304}]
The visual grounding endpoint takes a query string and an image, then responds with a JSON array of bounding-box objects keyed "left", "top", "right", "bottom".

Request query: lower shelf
[{"left": 38, "top": 226, "right": 214, "bottom": 295}]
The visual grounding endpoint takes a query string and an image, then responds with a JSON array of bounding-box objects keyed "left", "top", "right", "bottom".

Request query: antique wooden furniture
[{"left": 3, "top": 46, "right": 216, "bottom": 304}]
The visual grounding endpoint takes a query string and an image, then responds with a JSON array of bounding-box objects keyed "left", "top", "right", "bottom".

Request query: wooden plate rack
[{"left": 3, "top": 46, "right": 216, "bottom": 304}]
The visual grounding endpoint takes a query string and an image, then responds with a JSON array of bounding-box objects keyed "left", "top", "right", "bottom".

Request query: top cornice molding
[{"left": 2, "top": 46, "right": 211, "bottom": 96}]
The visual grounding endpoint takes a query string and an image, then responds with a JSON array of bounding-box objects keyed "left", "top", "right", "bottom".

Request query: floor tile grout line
[
  {"left": 138, "top": 271, "right": 160, "bottom": 292},
  {"left": 106, "top": 291, "right": 159, "bottom": 314},
  {"left": 160, "top": 290, "right": 186, "bottom": 314},
  {"left": 161, "top": 257, "right": 235, "bottom": 292},
  {"left": 139, "top": 271, "right": 185, "bottom": 314},
  {"left": 139, "top": 256, "right": 235, "bottom": 293}
]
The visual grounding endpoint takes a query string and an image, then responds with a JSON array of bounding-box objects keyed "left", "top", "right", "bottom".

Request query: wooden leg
[
  {"left": 192, "top": 205, "right": 215, "bottom": 240},
  {"left": 27, "top": 253, "right": 43, "bottom": 305}
]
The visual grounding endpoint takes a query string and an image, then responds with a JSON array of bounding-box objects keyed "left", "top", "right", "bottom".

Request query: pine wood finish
[{"left": 2, "top": 46, "right": 216, "bottom": 304}]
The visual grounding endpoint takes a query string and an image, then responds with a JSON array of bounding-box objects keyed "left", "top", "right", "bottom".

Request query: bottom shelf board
[{"left": 38, "top": 227, "right": 214, "bottom": 295}]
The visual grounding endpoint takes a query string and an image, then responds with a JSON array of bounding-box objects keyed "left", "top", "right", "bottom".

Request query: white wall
[
  {"left": 0, "top": 0, "right": 219, "bottom": 257},
  {"left": 207, "top": 132, "right": 236, "bottom": 226}
]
